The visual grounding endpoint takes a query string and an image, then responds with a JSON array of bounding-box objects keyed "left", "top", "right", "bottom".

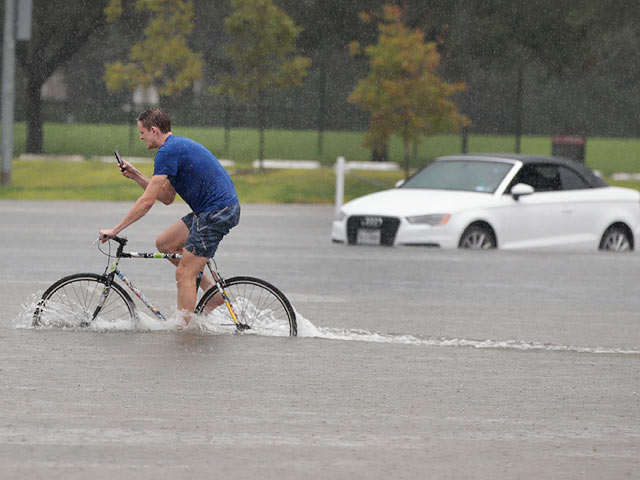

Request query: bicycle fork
[
  {"left": 204, "top": 262, "right": 248, "bottom": 331},
  {"left": 89, "top": 270, "right": 167, "bottom": 326},
  {"left": 85, "top": 273, "right": 118, "bottom": 326}
]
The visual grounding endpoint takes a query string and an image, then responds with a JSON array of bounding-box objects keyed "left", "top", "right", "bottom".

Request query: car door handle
[{"left": 561, "top": 206, "right": 573, "bottom": 214}]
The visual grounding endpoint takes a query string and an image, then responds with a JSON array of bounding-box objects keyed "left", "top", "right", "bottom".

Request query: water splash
[
  {"left": 16, "top": 293, "right": 290, "bottom": 336},
  {"left": 15, "top": 292, "right": 182, "bottom": 331},
  {"left": 299, "top": 322, "right": 640, "bottom": 355},
  {"left": 14, "top": 296, "right": 640, "bottom": 355},
  {"left": 294, "top": 313, "right": 640, "bottom": 355}
]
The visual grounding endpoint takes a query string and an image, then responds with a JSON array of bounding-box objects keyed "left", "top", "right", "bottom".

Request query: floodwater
[{"left": 1, "top": 200, "right": 639, "bottom": 479}]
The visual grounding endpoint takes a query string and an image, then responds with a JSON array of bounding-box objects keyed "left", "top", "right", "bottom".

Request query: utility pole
[
  {"left": 2, "top": 0, "right": 30, "bottom": 186},
  {"left": 1, "top": 0, "right": 16, "bottom": 186}
]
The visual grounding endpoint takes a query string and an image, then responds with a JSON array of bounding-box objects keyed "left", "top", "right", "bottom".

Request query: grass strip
[
  {"left": 8, "top": 122, "right": 640, "bottom": 174},
  {"left": 0, "top": 161, "right": 405, "bottom": 203}
]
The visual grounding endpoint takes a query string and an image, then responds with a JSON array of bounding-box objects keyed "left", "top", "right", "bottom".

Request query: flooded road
[{"left": 1, "top": 200, "right": 639, "bottom": 478}]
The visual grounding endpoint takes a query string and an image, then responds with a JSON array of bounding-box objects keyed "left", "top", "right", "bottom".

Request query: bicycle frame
[
  {"left": 95, "top": 237, "right": 241, "bottom": 326},
  {"left": 100, "top": 250, "right": 176, "bottom": 321}
]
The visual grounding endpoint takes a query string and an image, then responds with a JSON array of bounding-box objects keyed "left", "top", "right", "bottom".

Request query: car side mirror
[
  {"left": 511, "top": 183, "right": 534, "bottom": 200},
  {"left": 395, "top": 179, "right": 405, "bottom": 188}
]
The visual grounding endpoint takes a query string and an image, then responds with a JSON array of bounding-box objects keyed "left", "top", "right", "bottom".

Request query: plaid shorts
[{"left": 181, "top": 203, "right": 240, "bottom": 258}]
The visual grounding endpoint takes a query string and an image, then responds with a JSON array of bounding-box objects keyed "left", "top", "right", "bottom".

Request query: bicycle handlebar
[{"left": 101, "top": 234, "right": 128, "bottom": 246}]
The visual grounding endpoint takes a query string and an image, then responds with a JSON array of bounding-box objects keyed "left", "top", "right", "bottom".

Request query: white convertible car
[{"left": 331, "top": 154, "right": 640, "bottom": 250}]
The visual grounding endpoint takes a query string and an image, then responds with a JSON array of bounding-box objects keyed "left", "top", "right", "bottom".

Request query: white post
[{"left": 334, "top": 156, "right": 345, "bottom": 218}]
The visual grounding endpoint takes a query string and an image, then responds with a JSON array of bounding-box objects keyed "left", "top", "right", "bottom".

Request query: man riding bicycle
[{"left": 100, "top": 107, "right": 240, "bottom": 324}]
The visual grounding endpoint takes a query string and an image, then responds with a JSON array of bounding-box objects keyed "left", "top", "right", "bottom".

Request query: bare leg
[
  {"left": 175, "top": 249, "right": 210, "bottom": 324},
  {"left": 202, "top": 290, "right": 225, "bottom": 312},
  {"left": 156, "top": 220, "right": 215, "bottom": 292}
]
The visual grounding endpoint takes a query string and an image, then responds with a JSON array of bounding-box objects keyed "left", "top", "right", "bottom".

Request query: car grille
[{"left": 346, "top": 216, "right": 400, "bottom": 246}]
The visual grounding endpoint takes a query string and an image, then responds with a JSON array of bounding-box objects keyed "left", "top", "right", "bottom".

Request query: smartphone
[{"left": 114, "top": 150, "right": 125, "bottom": 171}]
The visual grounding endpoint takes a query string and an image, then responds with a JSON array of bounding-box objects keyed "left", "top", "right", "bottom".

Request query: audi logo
[{"left": 360, "top": 216, "right": 383, "bottom": 228}]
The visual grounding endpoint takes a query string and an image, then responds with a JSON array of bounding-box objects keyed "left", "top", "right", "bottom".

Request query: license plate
[{"left": 356, "top": 228, "right": 381, "bottom": 245}]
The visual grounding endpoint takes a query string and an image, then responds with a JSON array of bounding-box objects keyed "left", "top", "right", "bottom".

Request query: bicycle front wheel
[
  {"left": 33, "top": 273, "right": 136, "bottom": 328},
  {"left": 195, "top": 276, "right": 297, "bottom": 336}
]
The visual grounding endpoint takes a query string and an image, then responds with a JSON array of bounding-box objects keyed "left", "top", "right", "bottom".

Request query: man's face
[{"left": 137, "top": 121, "right": 162, "bottom": 149}]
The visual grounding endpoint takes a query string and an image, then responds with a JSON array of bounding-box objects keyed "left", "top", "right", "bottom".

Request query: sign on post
[{"left": 552, "top": 135, "right": 586, "bottom": 163}]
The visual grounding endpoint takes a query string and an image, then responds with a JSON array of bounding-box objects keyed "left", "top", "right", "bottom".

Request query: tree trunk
[
  {"left": 460, "top": 0, "right": 476, "bottom": 154},
  {"left": 371, "top": 143, "right": 388, "bottom": 162},
  {"left": 26, "top": 78, "right": 43, "bottom": 154},
  {"left": 403, "top": 137, "right": 411, "bottom": 177},
  {"left": 515, "top": 64, "right": 524, "bottom": 154},
  {"left": 317, "top": 58, "right": 327, "bottom": 159},
  {"left": 461, "top": 126, "right": 469, "bottom": 154},
  {"left": 16, "top": 4, "right": 109, "bottom": 155},
  {"left": 257, "top": 95, "right": 265, "bottom": 169},
  {"left": 258, "top": 125, "right": 265, "bottom": 168},
  {"left": 224, "top": 97, "right": 231, "bottom": 156}
]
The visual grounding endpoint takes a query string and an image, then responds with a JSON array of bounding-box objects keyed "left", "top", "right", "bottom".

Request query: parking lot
[{"left": 1, "top": 200, "right": 639, "bottom": 479}]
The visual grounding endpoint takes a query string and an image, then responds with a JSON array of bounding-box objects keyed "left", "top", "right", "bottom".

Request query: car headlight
[
  {"left": 336, "top": 210, "right": 347, "bottom": 222},
  {"left": 406, "top": 214, "right": 451, "bottom": 225}
]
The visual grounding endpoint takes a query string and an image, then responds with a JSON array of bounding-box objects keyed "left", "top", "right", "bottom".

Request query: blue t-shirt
[{"left": 153, "top": 135, "right": 238, "bottom": 213}]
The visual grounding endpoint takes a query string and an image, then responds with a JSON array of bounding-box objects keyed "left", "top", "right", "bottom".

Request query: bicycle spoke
[
  {"left": 196, "top": 276, "right": 296, "bottom": 336},
  {"left": 34, "top": 274, "right": 135, "bottom": 328}
]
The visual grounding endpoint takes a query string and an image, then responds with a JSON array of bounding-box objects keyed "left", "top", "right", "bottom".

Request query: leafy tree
[
  {"left": 104, "top": 0, "right": 203, "bottom": 98},
  {"left": 57, "top": 4, "right": 147, "bottom": 126},
  {"left": 467, "top": 0, "right": 595, "bottom": 150},
  {"left": 279, "top": 0, "right": 381, "bottom": 156},
  {"left": 214, "top": 0, "right": 310, "bottom": 166},
  {"left": 278, "top": 0, "right": 459, "bottom": 158},
  {"left": 16, "top": 0, "right": 111, "bottom": 153},
  {"left": 349, "top": 5, "right": 468, "bottom": 176}
]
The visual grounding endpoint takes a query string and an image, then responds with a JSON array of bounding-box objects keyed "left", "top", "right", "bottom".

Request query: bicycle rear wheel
[
  {"left": 33, "top": 273, "right": 136, "bottom": 328},
  {"left": 195, "top": 276, "right": 297, "bottom": 336}
]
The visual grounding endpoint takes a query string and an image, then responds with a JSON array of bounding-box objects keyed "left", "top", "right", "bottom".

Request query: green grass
[
  {"left": 4, "top": 159, "right": 639, "bottom": 204},
  {"left": 3, "top": 122, "right": 640, "bottom": 202},
  {"left": 8, "top": 121, "right": 640, "bottom": 172},
  {"left": 582, "top": 137, "right": 640, "bottom": 175},
  {"left": 23, "top": 124, "right": 560, "bottom": 167},
  {"left": 0, "top": 160, "right": 404, "bottom": 203}
]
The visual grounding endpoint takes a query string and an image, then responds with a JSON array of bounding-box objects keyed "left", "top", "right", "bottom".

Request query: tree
[
  {"left": 467, "top": 0, "right": 595, "bottom": 150},
  {"left": 279, "top": 0, "right": 383, "bottom": 157},
  {"left": 349, "top": 5, "right": 468, "bottom": 176},
  {"left": 104, "top": 0, "right": 203, "bottom": 99},
  {"left": 16, "top": 1, "right": 111, "bottom": 153},
  {"left": 214, "top": 0, "right": 310, "bottom": 167},
  {"left": 279, "top": 0, "right": 459, "bottom": 158}
]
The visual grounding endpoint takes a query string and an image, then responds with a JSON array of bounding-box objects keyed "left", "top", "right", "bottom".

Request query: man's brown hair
[{"left": 137, "top": 107, "right": 171, "bottom": 133}]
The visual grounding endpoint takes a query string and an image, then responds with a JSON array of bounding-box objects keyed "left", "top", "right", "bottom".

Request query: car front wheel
[
  {"left": 459, "top": 224, "right": 497, "bottom": 249},
  {"left": 599, "top": 225, "right": 632, "bottom": 251}
]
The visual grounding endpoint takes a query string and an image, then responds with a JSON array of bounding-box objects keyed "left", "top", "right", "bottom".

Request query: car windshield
[{"left": 401, "top": 160, "right": 514, "bottom": 193}]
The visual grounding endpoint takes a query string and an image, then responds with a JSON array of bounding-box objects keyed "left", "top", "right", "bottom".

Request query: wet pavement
[{"left": 1, "top": 200, "right": 639, "bottom": 479}]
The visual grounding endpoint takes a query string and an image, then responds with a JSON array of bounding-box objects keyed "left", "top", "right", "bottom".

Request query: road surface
[{"left": 1, "top": 200, "right": 638, "bottom": 479}]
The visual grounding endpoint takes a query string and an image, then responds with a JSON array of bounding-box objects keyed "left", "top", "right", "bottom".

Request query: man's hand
[
  {"left": 99, "top": 175, "right": 167, "bottom": 244},
  {"left": 117, "top": 159, "right": 154, "bottom": 192},
  {"left": 99, "top": 229, "right": 118, "bottom": 243},
  {"left": 119, "top": 159, "right": 138, "bottom": 180}
]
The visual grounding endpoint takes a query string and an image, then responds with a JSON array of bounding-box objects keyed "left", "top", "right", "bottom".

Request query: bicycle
[{"left": 32, "top": 236, "right": 297, "bottom": 336}]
